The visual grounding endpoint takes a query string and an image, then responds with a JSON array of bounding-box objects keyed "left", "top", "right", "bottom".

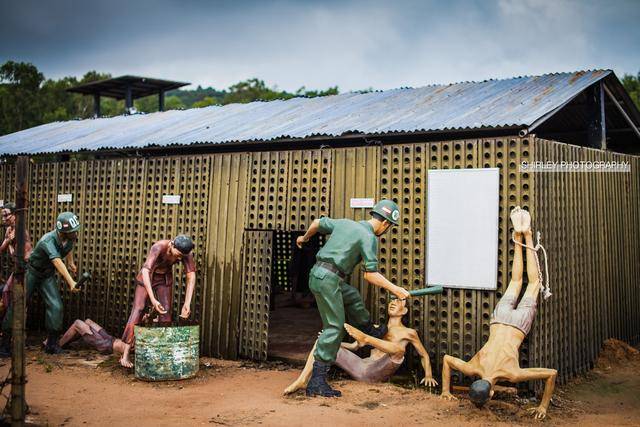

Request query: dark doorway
[{"left": 268, "top": 231, "right": 324, "bottom": 362}]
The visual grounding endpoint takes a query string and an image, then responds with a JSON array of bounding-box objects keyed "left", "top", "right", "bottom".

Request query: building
[{"left": 0, "top": 70, "right": 638, "bottom": 385}]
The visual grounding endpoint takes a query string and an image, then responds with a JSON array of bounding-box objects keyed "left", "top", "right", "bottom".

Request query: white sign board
[
  {"left": 350, "top": 198, "right": 375, "bottom": 208},
  {"left": 162, "top": 195, "right": 181, "bottom": 205},
  {"left": 426, "top": 168, "right": 499, "bottom": 290},
  {"left": 57, "top": 194, "right": 73, "bottom": 203},
  {"left": 0, "top": 200, "right": 3, "bottom": 208}
]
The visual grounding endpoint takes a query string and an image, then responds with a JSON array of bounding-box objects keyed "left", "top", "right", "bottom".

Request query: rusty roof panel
[{"left": 0, "top": 70, "right": 613, "bottom": 155}]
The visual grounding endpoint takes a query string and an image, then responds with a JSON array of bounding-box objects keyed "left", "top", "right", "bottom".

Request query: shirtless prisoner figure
[
  {"left": 59, "top": 319, "right": 133, "bottom": 368},
  {"left": 284, "top": 298, "right": 437, "bottom": 394},
  {"left": 440, "top": 207, "right": 556, "bottom": 420}
]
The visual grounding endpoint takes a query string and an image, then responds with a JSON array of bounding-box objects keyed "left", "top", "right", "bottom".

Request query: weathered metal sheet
[
  {"left": 287, "top": 149, "right": 332, "bottom": 231},
  {"left": 531, "top": 138, "right": 640, "bottom": 384},
  {"left": 2, "top": 134, "right": 637, "bottom": 379},
  {"left": 330, "top": 146, "right": 379, "bottom": 313},
  {"left": 0, "top": 71, "right": 616, "bottom": 155},
  {"left": 202, "top": 153, "right": 248, "bottom": 358},
  {"left": 134, "top": 324, "right": 200, "bottom": 381},
  {"left": 376, "top": 138, "right": 533, "bottom": 382},
  {"left": 246, "top": 151, "right": 289, "bottom": 230},
  {"left": 238, "top": 230, "right": 273, "bottom": 361}
]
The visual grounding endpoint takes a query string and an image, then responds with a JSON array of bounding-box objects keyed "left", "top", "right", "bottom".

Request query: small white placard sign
[
  {"left": 350, "top": 198, "right": 375, "bottom": 208},
  {"left": 57, "top": 194, "right": 73, "bottom": 203},
  {"left": 0, "top": 200, "right": 3, "bottom": 208},
  {"left": 162, "top": 195, "right": 181, "bottom": 205}
]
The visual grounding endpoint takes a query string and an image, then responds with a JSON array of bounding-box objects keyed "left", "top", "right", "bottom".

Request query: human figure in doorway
[
  {"left": 284, "top": 298, "right": 437, "bottom": 394},
  {"left": 296, "top": 200, "right": 410, "bottom": 397},
  {"left": 440, "top": 206, "right": 556, "bottom": 420}
]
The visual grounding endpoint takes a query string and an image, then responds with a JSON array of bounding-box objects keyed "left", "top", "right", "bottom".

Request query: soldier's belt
[{"left": 315, "top": 261, "right": 348, "bottom": 281}]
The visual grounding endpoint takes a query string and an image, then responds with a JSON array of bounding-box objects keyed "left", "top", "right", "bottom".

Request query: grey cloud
[{"left": 0, "top": 0, "right": 638, "bottom": 91}]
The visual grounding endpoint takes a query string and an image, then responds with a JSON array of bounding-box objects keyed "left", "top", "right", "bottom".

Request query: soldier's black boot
[
  {"left": 362, "top": 322, "right": 388, "bottom": 340},
  {"left": 44, "top": 332, "right": 63, "bottom": 354},
  {"left": 306, "top": 361, "right": 342, "bottom": 397},
  {"left": 0, "top": 334, "right": 11, "bottom": 358}
]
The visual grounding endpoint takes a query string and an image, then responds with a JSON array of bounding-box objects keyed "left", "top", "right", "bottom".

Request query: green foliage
[
  {"left": 192, "top": 96, "right": 218, "bottom": 108},
  {"left": 621, "top": 72, "right": 640, "bottom": 110},
  {"left": 164, "top": 95, "right": 185, "bottom": 110},
  {"left": 0, "top": 60, "right": 340, "bottom": 136},
  {"left": 0, "top": 61, "right": 45, "bottom": 134}
]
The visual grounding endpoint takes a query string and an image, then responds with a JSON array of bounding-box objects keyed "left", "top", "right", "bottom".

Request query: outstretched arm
[
  {"left": 407, "top": 330, "right": 437, "bottom": 388},
  {"left": 343, "top": 323, "right": 404, "bottom": 357},
  {"left": 441, "top": 354, "right": 480, "bottom": 400},
  {"left": 512, "top": 368, "right": 557, "bottom": 420},
  {"left": 180, "top": 271, "right": 196, "bottom": 318},
  {"left": 362, "top": 272, "right": 410, "bottom": 300},
  {"left": 296, "top": 219, "right": 321, "bottom": 248},
  {"left": 52, "top": 258, "right": 78, "bottom": 291},
  {"left": 65, "top": 251, "right": 77, "bottom": 275}
]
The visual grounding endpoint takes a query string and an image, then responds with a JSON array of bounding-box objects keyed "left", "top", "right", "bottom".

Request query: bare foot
[
  {"left": 510, "top": 206, "right": 531, "bottom": 233},
  {"left": 527, "top": 406, "right": 547, "bottom": 420},
  {"left": 440, "top": 392, "right": 458, "bottom": 401},
  {"left": 119, "top": 356, "right": 133, "bottom": 369},
  {"left": 343, "top": 323, "right": 367, "bottom": 348},
  {"left": 283, "top": 381, "right": 304, "bottom": 395}
]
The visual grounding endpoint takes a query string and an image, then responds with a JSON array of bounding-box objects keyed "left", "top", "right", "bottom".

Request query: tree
[
  {"left": 192, "top": 96, "right": 218, "bottom": 108},
  {"left": 621, "top": 72, "right": 640, "bottom": 110},
  {"left": 0, "top": 61, "right": 45, "bottom": 134},
  {"left": 164, "top": 95, "right": 185, "bottom": 110},
  {"left": 0, "top": 60, "right": 341, "bottom": 136}
]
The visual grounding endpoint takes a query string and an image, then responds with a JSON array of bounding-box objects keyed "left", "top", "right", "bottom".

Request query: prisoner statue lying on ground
[
  {"left": 284, "top": 298, "right": 437, "bottom": 395},
  {"left": 440, "top": 206, "right": 556, "bottom": 420},
  {"left": 57, "top": 318, "right": 133, "bottom": 368}
]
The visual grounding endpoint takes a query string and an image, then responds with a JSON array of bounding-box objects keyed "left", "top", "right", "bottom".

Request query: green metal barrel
[{"left": 134, "top": 324, "right": 200, "bottom": 381}]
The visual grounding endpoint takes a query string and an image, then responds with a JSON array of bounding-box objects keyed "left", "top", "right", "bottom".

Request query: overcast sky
[{"left": 1, "top": 0, "right": 639, "bottom": 92}]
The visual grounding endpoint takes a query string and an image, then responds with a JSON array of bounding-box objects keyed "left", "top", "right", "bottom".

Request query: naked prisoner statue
[
  {"left": 284, "top": 298, "right": 437, "bottom": 394},
  {"left": 440, "top": 207, "right": 556, "bottom": 420}
]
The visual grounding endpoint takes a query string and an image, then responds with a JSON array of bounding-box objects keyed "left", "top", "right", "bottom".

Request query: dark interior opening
[{"left": 268, "top": 231, "right": 324, "bottom": 362}]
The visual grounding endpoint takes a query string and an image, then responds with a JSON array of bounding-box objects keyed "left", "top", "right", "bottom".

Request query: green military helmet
[
  {"left": 55, "top": 212, "right": 81, "bottom": 233},
  {"left": 370, "top": 199, "right": 400, "bottom": 225}
]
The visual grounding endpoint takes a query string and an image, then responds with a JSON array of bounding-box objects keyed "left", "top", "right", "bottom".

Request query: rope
[{"left": 512, "top": 230, "right": 552, "bottom": 300}]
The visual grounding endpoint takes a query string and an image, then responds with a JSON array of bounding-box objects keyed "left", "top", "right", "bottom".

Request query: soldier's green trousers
[
  {"left": 309, "top": 265, "right": 371, "bottom": 363},
  {"left": 2, "top": 268, "right": 63, "bottom": 334}
]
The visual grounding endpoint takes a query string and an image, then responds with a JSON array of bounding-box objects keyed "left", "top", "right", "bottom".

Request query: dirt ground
[{"left": 0, "top": 338, "right": 639, "bottom": 426}]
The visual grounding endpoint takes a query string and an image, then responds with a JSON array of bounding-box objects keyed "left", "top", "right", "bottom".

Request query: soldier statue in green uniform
[
  {"left": 0, "top": 212, "right": 82, "bottom": 356},
  {"left": 296, "top": 199, "right": 410, "bottom": 397}
]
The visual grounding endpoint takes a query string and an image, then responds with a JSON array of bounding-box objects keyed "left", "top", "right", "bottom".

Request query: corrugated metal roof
[{"left": 0, "top": 70, "right": 613, "bottom": 155}]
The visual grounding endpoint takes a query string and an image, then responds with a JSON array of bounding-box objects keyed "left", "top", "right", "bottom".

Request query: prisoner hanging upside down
[
  {"left": 1, "top": 212, "right": 82, "bottom": 356},
  {"left": 296, "top": 200, "right": 411, "bottom": 397},
  {"left": 120, "top": 235, "right": 196, "bottom": 366},
  {"left": 58, "top": 318, "right": 133, "bottom": 368},
  {"left": 284, "top": 298, "right": 437, "bottom": 395},
  {"left": 0, "top": 202, "right": 34, "bottom": 317},
  {"left": 440, "top": 206, "right": 556, "bottom": 420}
]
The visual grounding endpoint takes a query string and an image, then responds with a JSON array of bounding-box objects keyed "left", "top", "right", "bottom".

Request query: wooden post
[
  {"left": 159, "top": 90, "right": 165, "bottom": 112},
  {"left": 93, "top": 93, "right": 101, "bottom": 118},
  {"left": 125, "top": 85, "right": 133, "bottom": 113},
  {"left": 10, "top": 156, "right": 29, "bottom": 425},
  {"left": 586, "top": 82, "right": 606, "bottom": 149}
]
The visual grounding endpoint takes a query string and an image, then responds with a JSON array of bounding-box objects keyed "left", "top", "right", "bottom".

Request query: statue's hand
[
  {"left": 295, "top": 236, "right": 308, "bottom": 248},
  {"left": 527, "top": 406, "right": 547, "bottom": 420},
  {"left": 421, "top": 377, "right": 438, "bottom": 389},
  {"left": 440, "top": 392, "right": 457, "bottom": 401}
]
